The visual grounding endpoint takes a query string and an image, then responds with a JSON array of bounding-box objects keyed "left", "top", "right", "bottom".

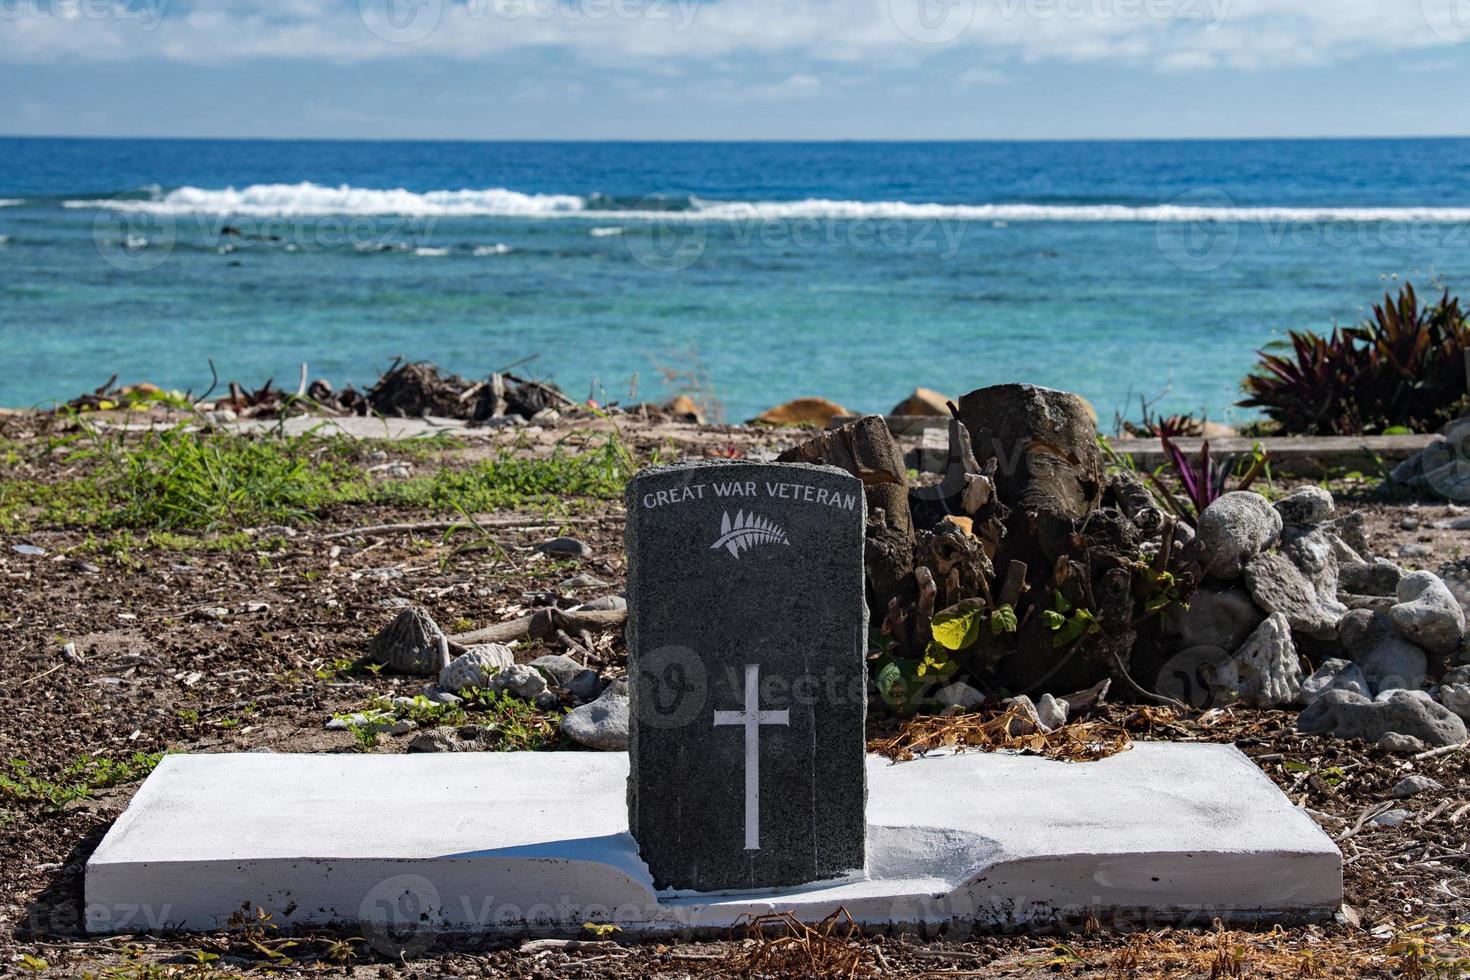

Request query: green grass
[
  {"left": 0, "top": 423, "right": 635, "bottom": 533},
  {"left": 338, "top": 690, "right": 565, "bottom": 751},
  {"left": 0, "top": 752, "right": 167, "bottom": 811}
]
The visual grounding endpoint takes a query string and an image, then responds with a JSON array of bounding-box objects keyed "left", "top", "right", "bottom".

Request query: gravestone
[{"left": 625, "top": 460, "right": 868, "bottom": 892}]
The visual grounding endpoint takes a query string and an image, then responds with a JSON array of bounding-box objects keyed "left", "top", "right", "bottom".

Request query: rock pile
[{"left": 1161, "top": 485, "right": 1469, "bottom": 750}]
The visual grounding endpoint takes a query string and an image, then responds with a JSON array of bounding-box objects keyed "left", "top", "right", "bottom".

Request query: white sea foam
[
  {"left": 0, "top": 199, "right": 20, "bottom": 208},
  {"left": 62, "top": 182, "right": 1470, "bottom": 224},
  {"left": 413, "top": 246, "right": 450, "bottom": 257},
  {"left": 589, "top": 226, "right": 624, "bottom": 237},
  {"left": 677, "top": 199, "right": 1470, "bottom": 224},
  {"left": 67, "top": 182, "right": 585, "bottom": 218},
  {"left": 472, "top": 243, "right": 512, "bottom": 256}
]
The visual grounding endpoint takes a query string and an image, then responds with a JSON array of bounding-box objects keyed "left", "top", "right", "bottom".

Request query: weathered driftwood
[
  {"left": 778, "top": 414, "right": 915, "bottom": 610},
  {"left": 448, "top": 606, "right": 627, "bottom": 649},
  {"left": 959, "top": 384, "right": 1104, "bottom": 569}
]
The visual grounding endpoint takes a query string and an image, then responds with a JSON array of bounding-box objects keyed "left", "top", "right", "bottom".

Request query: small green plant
[
  {"left": 0, "top": 752, "right": 166, "bottom": 811},
  {"left": 872, "top": 601, "right": 1016, "bottom": 713},
  {"left": 1040, "top": 591, "right": 1100, "bottom": 648},
  {"left": 460, "top": 689, "right": 564, "bottom": 750}
]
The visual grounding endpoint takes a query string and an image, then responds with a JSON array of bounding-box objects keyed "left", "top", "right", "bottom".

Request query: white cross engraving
[{"left": 713, "top": 663, "right": 790, "bottom": 851}]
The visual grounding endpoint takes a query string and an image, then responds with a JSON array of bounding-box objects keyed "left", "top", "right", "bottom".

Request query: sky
[{"left": 3, "top": 0, "right": 1470, "bottom": 140}]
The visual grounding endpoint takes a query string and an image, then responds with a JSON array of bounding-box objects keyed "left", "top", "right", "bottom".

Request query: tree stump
[{"left": 778, "top": 415, "right": 915, "bottom": 611}]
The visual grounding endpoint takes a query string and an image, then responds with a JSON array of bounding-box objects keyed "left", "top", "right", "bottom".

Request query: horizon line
[{"left": 4, "top": 133, "right": 1470, "bottom": 145}]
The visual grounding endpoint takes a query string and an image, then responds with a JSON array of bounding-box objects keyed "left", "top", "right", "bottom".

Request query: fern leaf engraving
[{"left": 710, "top": 509, "right": 791, "bottom": 558}]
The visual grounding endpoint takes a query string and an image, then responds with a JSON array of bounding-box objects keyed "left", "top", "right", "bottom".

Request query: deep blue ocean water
[{"left": 2, "top": 137, "right": 1469, "bottom": 424}]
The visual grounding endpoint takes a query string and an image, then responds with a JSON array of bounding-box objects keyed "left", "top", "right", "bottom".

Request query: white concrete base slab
[{"left": 85, "top": 743, "right": 1340, "bottom": 937}]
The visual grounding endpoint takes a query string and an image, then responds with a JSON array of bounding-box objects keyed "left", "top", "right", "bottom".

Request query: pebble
[
  {"left": 406, "top": 728, "right": 460, "bottom": 753},
  {"left": 1371, "top": 809, "right": 1413, "bottom": 827},
  {"left": 560, "top": 573, "right": 612, "bottom": 590},
  {"left": 11, "top": 543, "right": 45, "bottom": 556},
  {"left": 1339, "top": 609, "right": 1429, "bottom": 694},
  {"left": 1273, "top": 486, "right": 1334, "bottom": 526},
  {"left": 560, "top": 680, "right": 629, "bottom": 750},
  {"left": 933, "top": 681, "right": 985, "bottom": 710},
  {"left": 1400, "top": 517, "right": 1420, "bottom": 531},
  {"left": 419, "top": 685, "right": 463, "bottom": 706},
  {"left": 1172, "top": 587, "right": 1264, "bottom": 652},
  {"left": 1036, "top": 693, "right": 1070, "bottom": 731},
  {"left": 369, "top": 607, "right": 451, "bottom": 676},
  {"left": 537, "top": 537, "right": 592, "bottom": 560},
  {"left": 488, "top": 663, "right": 549, "bottom": 701},
  {"left": 529, "top": 654, "right": 585, "bottom": 688},
  {"left": 1211, "top": 613, "right": 1302, "bottom": 707},
  {"left": 1244, "top": 553, "right": 1342, "bottom": 641},
  {"left": 1296, "top": 689, "right": 1467, "bottom": 747},
  {"left": 574, "top": 595, "right": 627, "bottom": 613},
  {"left": 1197, "top": 491, "right": 1283, "bottom": 579},
  {"left": 1391, "top": 571, "right": 1467, "bottom": 657},
  {"left": 1300, "top": 659, "right": 1371, "bottom": 705},
  {"left": 1398, "top": 544, "right": 1433, "bottom": 559},
  {"left": 1338, "top": 558, "right": 1405, "bottom": 598},
  {"left": 1390, "top": 775, "right": 1443, "bottom": 798},
  {"left": 439, "top": 644, "right": 516, "bottom": 692},
  {"left": 1376, "top": 733, "right": 1427, "bottom": 754}
]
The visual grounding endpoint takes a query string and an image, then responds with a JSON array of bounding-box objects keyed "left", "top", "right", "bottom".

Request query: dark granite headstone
[{"left": 625, "top": 460, "right": 868, "bottom": 892}]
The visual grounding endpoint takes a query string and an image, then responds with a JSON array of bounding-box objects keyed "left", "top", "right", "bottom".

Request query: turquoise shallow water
[{"left": 2, "top": 137, "right": 1468, "bottom": 424}]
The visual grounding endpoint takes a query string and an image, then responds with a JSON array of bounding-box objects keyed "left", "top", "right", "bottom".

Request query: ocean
[{"left": 2, "top": 136, "right": 1468, "bottom": 425}]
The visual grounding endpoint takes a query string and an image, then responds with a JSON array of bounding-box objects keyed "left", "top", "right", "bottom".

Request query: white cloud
[{"left": 0, "top": 0, "right": 1462, "bottom": 71}]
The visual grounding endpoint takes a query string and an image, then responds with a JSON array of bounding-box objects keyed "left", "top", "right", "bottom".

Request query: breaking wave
[{"left": 61, "top": 182, "right": 1470, "bottom": 224}]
